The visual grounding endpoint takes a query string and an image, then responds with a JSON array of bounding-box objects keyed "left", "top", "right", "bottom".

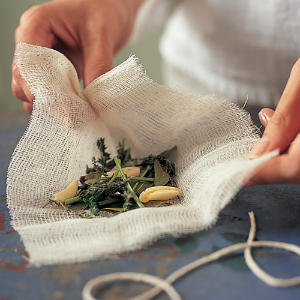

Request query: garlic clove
[
  {"left": 106, "top": 166, "right": 140, "bottom": 178},
  {"left": 139, "top": 186, "right": 181, "bottom": 203},
  {"left": 51, "top": 180, "right": 78, "bottom": 203}
]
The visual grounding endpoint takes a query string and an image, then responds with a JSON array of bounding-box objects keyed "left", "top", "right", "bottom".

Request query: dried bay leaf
[
  {"left": 154, "top": 159, "right": 169, "bottom": 186},
  {"left": 85, "top": 172, "right": 103, "bottom": 181},
  {"left": 158, "top": 146, "right": 177, "bottom": 159}
]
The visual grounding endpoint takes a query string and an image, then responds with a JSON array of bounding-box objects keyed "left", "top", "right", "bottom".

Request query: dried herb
[
  {"left": 67, "top": 202, "right": 88, "bottom": 211},
  {"left": 117, "top": 139, "right": 132, "bottom": 166},
  {"left": 154, "top": 159, "right": 170, "bottom": 186},
  {"left": 96, "top": 137, "right": 111, "bottom": 167},
  {"left": 114, "top": 157, "right": 144, "bottom": 208},
  {"left": 54, "top": 138, "right": 180, "bottom": 216},
  {"left": 158, "top": 146, "right": 177, "bottom": 159}
]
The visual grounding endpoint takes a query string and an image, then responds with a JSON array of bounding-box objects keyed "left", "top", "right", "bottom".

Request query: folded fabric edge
[{"left": 13, "top": 150, "right": 277, "bottom": 267}]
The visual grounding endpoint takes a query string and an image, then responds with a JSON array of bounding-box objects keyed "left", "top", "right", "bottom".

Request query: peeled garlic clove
[
  {"left": 105, "top": 170, "right": 116, "bottom": 177},
  {"left": 51, "top": 180, "right": 78, "bottom": 203},
  {"left": 123, "top": 167, "right": 141, "bottom": 177},
  {"left": 106, "top": 166, "right": 140, "bottom": 178},
  {"left": 139, "top": 186, "right": 181, "bottom": 203}
]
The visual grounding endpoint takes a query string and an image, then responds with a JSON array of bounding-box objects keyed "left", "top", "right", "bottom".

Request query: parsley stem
[
  {"left": 126, "top": 183, "right": 144, "bottom": 208},
  {"left": 98, "top": 197, "right": 122, "bottom": 207},
  {"left": 114, "top": 157, "right": 127, "bottom": 181},
  {"left": 130, "top": 177, "right": 154, "bottom": 182},
  {"left": 65, "top": 196, "right": 81, "bottom": 205},
  {"left": 107, "top": 169, "right": 119, "bottom": 185},
  {"left": 114, "top": 157, "right": 144, "bottom": 208},
  {"left": 133, "top": 165, "right": 152, "bottom": 192}
]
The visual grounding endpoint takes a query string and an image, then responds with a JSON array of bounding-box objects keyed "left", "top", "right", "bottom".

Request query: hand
[
  {"left": 248, "top": 58, "right": 300, "bottom": 185},
  {"left": 11, "top": 0, "right": 143, "bottom": 113}
]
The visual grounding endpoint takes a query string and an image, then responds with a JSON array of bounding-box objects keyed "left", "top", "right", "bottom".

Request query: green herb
[
  {"left": 84, "top": 172, "right": 103, "bottom": 181},
  {"left": 67, "top": 202, "right": 88, "bottom": 211},
  {"left": 132, "top": 165, "right": 152, "bottom": 191},
  {"left": 103, "top": 207, "right": 123, "bottom": 212},
  {"left": 65, "top": 196, "right": 81, "bottom": 205},
  {"left": 117, "top": 139, "right": 131, "bottom": 166},
  {"left": 107, "top": 169, "right": 119, "bottom": 185},
  {"left": 59, "top": 138, "right": 179, "bottom": 216},
  {"left": 158, "top": 146, "right": 177, "bottom": 159},
  {"left": 96, "top": 137, "right": 111, "bottom": 167},
  {"left": 122, "top": 166, "right": 152, "bottom": 211},
  {"left": 136, "top": 182, "right": 152, "bottom": 195},
  {"left": 114, "top": 157, "right": 144, "bottom": 208},
  {"left": 130, "top": 177, "right": 154, "bottom": 182},
  {"left": 154, "top": 159, "right": 170, "bottom": 186},
  {"left": 98, "top": 197, "right": 123, "bottom": 207}
]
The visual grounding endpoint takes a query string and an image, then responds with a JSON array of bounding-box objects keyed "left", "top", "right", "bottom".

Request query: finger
[
  {"left": 249, "top": 59, "right": 300, "bottom": 158},
  {"left": 12, "top": 59, "right": 35, "bottom": 102},
  {"left": 23, "top": 102, "right": 33, "bottom": 114},
  {"left": 258, "top": 108, "right": 275, "bottom": 127},
  {"left": 246, "top": 155, "right": 292, "bottom": 185},
  {"left": 12, "top": 5, "right": 55, "bottom": 104},
  {"left": 55, "top": 44, "right": 84, "bottom": 80},
  {"left": 248, "top": 133, "right": 300, "bottom": 185},
  {"left": 15, "top": 5, "right": 55, "bottom": 47},
  {"left": 245, "top": 159, "right": 283, "bottom": 186},
  {"left": 82, "top": 32, "right": 113, "bottom": 87},
  {"left": 11, "top": 77, "right": 28, "bottom": 102}
]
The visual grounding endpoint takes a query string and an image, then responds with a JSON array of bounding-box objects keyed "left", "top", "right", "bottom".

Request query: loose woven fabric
[{"left": 7, "top": 43, "right": 276, "bottom": 266}]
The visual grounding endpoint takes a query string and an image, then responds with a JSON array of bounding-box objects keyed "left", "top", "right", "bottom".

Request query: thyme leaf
[{"left": 96, "top": 137, "right": 111, "bottom": 167}]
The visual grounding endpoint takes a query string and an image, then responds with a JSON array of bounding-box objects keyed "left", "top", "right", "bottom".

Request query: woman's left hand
[{"left": 247, "top": 58, "right": 300, "bottom": 185}]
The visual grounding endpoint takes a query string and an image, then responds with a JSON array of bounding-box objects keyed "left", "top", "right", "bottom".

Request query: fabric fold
[{"left": 7, "top": 43, "right": 276, "bottom": 266}]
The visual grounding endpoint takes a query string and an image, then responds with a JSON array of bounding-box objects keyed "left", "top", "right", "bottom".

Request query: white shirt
[{"left": 137, "top": 0, "right": 300, "bottom": 106}]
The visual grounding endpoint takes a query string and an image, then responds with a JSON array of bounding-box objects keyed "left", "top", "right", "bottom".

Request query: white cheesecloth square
[{"left": 6, "top": 43, "right": 276, "bottom": 266}]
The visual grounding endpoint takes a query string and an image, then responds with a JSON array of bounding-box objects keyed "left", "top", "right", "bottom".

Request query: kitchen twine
[{"left": 82, "top": 212, "right": 300, "bottom": 300}]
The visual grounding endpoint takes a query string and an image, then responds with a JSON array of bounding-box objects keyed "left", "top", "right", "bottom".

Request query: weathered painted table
[{"left": 1, "top": 111, "right": 300, "bottom": 300}]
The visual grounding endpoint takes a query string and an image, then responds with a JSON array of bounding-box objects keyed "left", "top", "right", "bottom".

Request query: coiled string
[{"left": 82, "top": 212, "right": 300, "bottom": 300}]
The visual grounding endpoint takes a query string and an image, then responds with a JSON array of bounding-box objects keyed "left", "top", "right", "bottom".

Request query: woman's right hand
[
  {"left": 248, "top": 58, "right": 300, "bottom": 185},
  {"left": 11, "top": 0, "right": 143, "bottom": 113}
]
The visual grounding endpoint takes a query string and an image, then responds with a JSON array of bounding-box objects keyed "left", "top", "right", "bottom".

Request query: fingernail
[
  {"left": 248, "top": 136, "right": 271, "bottom": 159},
  {"left": 258, "top": 111, "right": 270, "bottom": 127},
  {"left": 259, "top": 109, "right": 275, "bottom": 128}
]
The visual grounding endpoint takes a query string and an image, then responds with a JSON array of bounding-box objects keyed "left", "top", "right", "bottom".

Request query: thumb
[
  {"left": 249, "top": 59, "right": 300, "bottom": 159},
  {"left": 82, "top": 37, "right": 113, "bottom": 87}
]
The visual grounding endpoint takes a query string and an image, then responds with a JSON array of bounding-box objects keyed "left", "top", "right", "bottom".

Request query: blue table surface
[{"left": 0, "top": 111, "right": 300, "bottom": 300}]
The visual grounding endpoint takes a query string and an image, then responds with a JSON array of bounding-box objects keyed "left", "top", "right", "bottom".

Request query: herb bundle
[{"left": 51, "top": 138, "right": 181, "bottom": 216}]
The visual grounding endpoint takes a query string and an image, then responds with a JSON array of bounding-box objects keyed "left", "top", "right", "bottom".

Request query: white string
[
  {"left": 241, "top": 95, "right": 249, "bottom": 109},
  {"left": 81, "top": 272, "right": 181, "bottom": 300},
  {"left": 245, "top": 212, "right": 300, "bottom": 287},
  {"left": 82, "top": 212, "right": 300, "bottom": 300}
]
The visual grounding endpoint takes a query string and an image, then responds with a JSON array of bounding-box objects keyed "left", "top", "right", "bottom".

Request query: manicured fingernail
[
  {"left": 248, "top": 136, "right": 271, "bottom": 159},
  {"left": 259, "top": 111, "right": 268, "bottom": 127}
]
